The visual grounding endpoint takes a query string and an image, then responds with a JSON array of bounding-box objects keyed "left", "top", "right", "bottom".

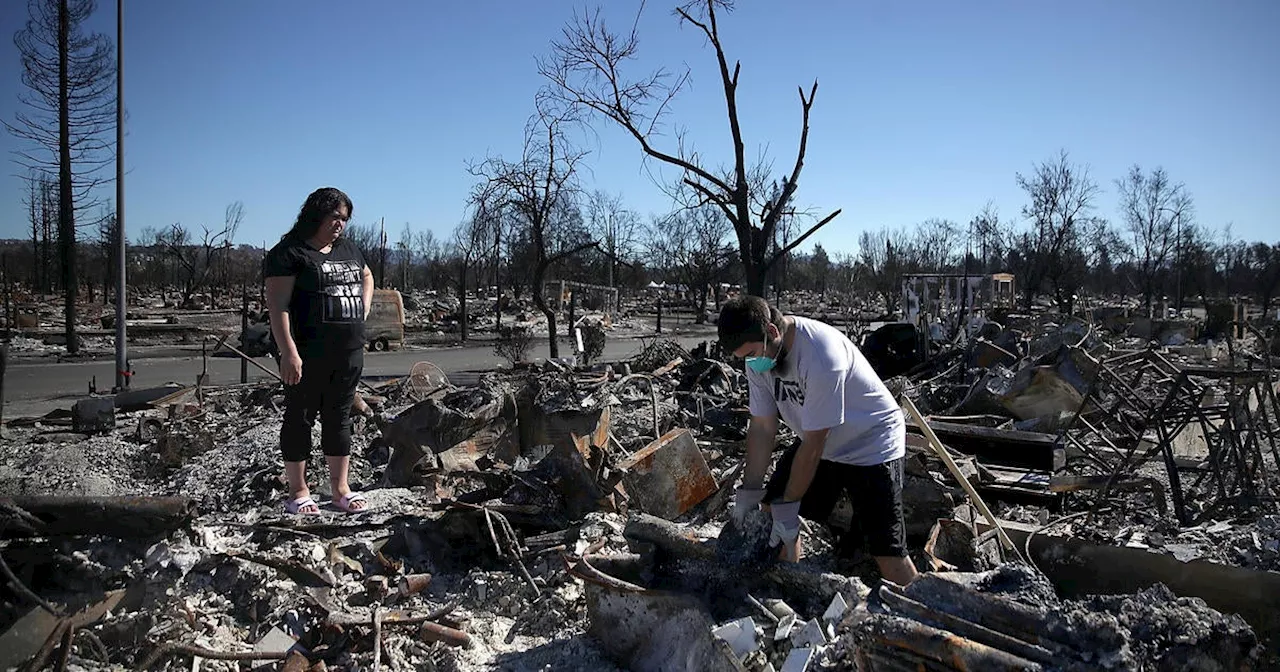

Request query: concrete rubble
[{"left": 1, "top": 297, "right": 1278, "bottom": 670}]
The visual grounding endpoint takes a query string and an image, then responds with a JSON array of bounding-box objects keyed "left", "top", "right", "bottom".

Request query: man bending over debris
[
  {"left": 718, "top": 295, "right": 918, "bottom": 585},
  {"left": 264, "top": 187, "right": 374, "bottom": 515}
]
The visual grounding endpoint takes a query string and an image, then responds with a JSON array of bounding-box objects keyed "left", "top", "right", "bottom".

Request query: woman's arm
[{"left": 265, "top": 275, "right": 303, "bottom": 384}]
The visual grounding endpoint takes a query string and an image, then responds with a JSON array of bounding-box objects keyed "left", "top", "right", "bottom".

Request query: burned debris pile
[
  {"left": 1, "top": 307, "right": 1278, "bottom": 670},
  {"left": 847, "top": 565, "right": 1257, "bottom": 671}
]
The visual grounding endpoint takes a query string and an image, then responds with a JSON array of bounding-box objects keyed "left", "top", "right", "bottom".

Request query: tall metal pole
[
  {"left": 1175, "top": 213, "right": 1184, "bottom": 314},
  {"left": 114, "top": 0, "right": 128, "bottom": 390}
]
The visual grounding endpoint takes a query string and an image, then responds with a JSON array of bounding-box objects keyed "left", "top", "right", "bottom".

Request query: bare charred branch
[{"left": 543, "top": 0, "right": 836, "bottom": 294}]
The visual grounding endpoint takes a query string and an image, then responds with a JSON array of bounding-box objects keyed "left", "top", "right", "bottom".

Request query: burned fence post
[
  {"left": 241, "top": 283, "right": 249, "bottom": 384},
  {"left": 0, "top": 341, "right": 6, "bottom": 435},
  {"left": 568, "top": 288, "right": 576, "bottom": 340}
]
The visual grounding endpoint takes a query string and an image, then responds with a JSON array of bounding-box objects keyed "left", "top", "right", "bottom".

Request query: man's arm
[
  {"left": 783, "top": 427, "right": 830, "bottom": 501},
  {"left": 742, "top": 414, "right": 779, "bottom": 490},
  {"left": 361, "top": 265, "right": 374, "bottom": 320}
]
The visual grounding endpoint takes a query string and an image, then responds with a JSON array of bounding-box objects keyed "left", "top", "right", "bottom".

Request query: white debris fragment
[
  {"left": 780, "top": 646, "right": 815, "bottom": 672},
  {"left": 764, "top": 598, "right": 796, "bottom": 620},
  {"left": 252, "top": 626, "right": 297, "bottom": 666},
  {"left": 711, "top": 616, "right": 759, "bottom": 660},
  {"left": 144, "top": 540, "right": 201, "bottom": 576},
  {"left": 822, "top": 593, "right": 848, "bottom": 624},
  {"left": 774, "top": 613, "right": 797, "bottom": 641},
  {"left": 791, "top": 618, "right": 826, "bottom": 649}
]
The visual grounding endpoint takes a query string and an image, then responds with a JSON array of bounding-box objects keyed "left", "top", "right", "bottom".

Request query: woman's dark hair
[{"left": 283, "top": 187, "right": 354, "bottom": 241}]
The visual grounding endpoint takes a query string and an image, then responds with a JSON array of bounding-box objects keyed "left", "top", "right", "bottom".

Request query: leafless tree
[
  {"left": 970, "top": 202, "right": 1007, "bottom": 273},
  {"left": 1249, "top": 242, "right": 1280, "bottom": 314},
  {"left": 647, "top": 206, "right": 734, "bottom": 322},
  {"left": 96, "top": 203, "right": 117, "bottom": 302},
  {"left": 1084, "top": 219, "right": 1130, "bottom": 298},
  {"left": 396, "top": 222, "right": 412, "bottom": 291},
  {"left": 448, "top": 210, "right": 493, "bottom": 342},
  {"left": 468, "top": 103, "right": 597, "bottom": 359},
  {"left": 23, "top": 172, "right": 58, "bottom": 293},
  {"left": 6, "top": 0, "right": 117, "bottom": 353},
  {"left": 1011, "top": 150, "right": 1099, "bottom": 313},
  {"left": 810, "top": 243, "right": 831, "bottom": 296},
  {"left": 830, "top": 251, "right": 858, "bottom": 298},
  {"left": 413, "top": 230, "right": 447, "bottom": 290},
  {"left": 342, "top": 221, "right": 380, "bottom": 264},
  {"left": 157, "top": 201, "right": 244, "bottom": 306},
  {"left": 913, "top": 218, "right": 961, "bottom": 272},
  {"left": 585, "top": 189, "right": 641, "bottom": 296},
  {"left": 857, "top": 228, "right": 906, "bottom": 315},
  {"left": 540, "top": 0, "right": 840, "bottom": 296},
  {"left": 1115, "top": 165, "right": 1194, "bottom": 312}
]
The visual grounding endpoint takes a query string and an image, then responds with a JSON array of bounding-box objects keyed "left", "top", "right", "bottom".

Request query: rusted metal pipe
[{"left": 417, "top": 621, "right": 471, "bottom": 648}]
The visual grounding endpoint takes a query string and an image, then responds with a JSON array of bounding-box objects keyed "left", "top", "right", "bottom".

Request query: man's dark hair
[
  {"left": 717, "top": 295, "right": 783, "bottom": 353},
  {"left": 283, "top": 187, "right": 354, "bottom": 241}
]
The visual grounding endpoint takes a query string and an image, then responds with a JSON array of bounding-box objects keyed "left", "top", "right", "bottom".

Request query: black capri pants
[{"left": 280, "top": 347, "right": 363, "bottom": 462}]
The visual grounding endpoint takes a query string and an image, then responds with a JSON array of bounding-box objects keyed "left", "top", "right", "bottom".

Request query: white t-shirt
[{"left": 746, "top": 316, "right": 905, "bottom": 466}]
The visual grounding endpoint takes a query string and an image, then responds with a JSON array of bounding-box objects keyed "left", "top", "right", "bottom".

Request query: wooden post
[
  {"left": 199, "top": 337, "right": 207, "bottom": 405},
  {"left": 0, "top": 341, "right": 7, "bottom": 436},
  {"left": 568, "top": 288, "right": 576, "bottom": 338},
  {"left": 2, "top": 254, "right": 10, "bottom": 341},
  {"left": 656, "top": 293, "right": 663, "bottom": 334},
  {"left": 241, "top": 284, "right": 249, "bottom": 384}
]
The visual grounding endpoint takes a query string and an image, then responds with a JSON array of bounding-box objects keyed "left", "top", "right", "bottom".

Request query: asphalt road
[{"left": 3, "top": 331, "right": 714, "bottom": 420}]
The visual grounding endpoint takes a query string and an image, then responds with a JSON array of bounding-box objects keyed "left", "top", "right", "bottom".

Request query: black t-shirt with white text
[{"left": 263, "top": 236, "right": 367, "bottom": 357}]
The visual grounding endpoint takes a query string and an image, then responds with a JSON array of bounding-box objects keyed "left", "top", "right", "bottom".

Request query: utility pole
[
  {"left": 379, "top": 216, "right": 386, "bottom": 289},
  {"left": 114, "top": 0, "right": 128, "bottom": 390},
  {"left": 1175, "top": 212, "right": 1184, "bottom": 314}
]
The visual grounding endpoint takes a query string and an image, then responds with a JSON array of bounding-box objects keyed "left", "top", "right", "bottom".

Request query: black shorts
[{"left": 764, "top": 443, "right": 908, "bottom": 558}]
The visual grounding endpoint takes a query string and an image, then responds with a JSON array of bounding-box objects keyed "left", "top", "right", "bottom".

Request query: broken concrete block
[
  {"left": 617, "top": 428, "right": 717, "bottom": 520},
  {"left": 780, "top": 646, "right": 815, "bottom": 672},
  {"left": 711, "top": 616, "right": 758, "bottom": 661},
  {"left": 72, "top": 396, "right": 116, "bottom": 433},
  {"left": 252, "top": 626, "right": 299, "bottom": 666}
]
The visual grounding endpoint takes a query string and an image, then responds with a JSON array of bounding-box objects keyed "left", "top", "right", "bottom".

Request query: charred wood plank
[
  {"left": 851, "top": 613, "right": 1043, "bottom": 671},
  {"left": 0, "top": 496, "right": 192, "bottom": 540},
  {"left": 907, "top": 419, "right": 1064, "bottom": 472},
  {"left": 878, "top": 585, "right": 1062, "bottom": 667}
]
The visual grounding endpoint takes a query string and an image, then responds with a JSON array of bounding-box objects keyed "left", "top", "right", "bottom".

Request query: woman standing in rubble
[{"left": 263, "top": 187, "right": 374, "bottom": 514}]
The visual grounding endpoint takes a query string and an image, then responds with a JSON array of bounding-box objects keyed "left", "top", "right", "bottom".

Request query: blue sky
[{"left": 0, "top": 0, "right": 1276, "bottom": 254}]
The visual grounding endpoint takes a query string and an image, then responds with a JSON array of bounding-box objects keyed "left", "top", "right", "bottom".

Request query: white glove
[
  {"left": 769, "top": 500, "right": 802, "bottom": 548},
  {"left": 731, "top": 487, "right": 767, "bottom": 525}
]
